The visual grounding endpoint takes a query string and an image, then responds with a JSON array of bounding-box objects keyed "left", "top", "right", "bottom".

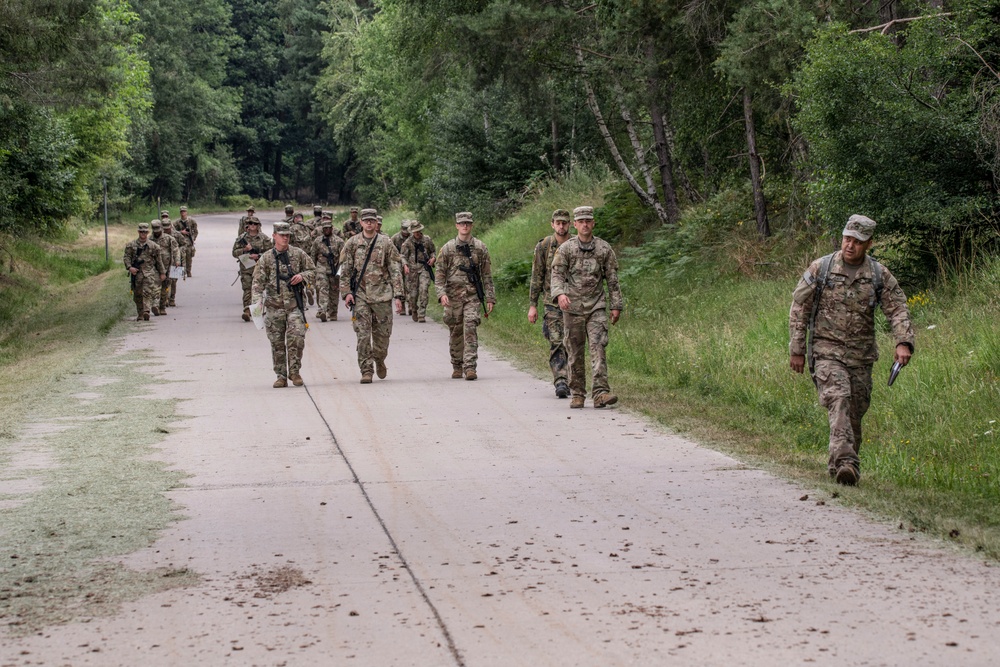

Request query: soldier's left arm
[
  {"left": 190, "top": 220, "right": 198, "bottom": 242},
  {"left": 297, "top": 250, "right": 316, "bottom": 284},
  {"left": 152, "top": 242, "right": 166, "bottom": 275},
  {"left": 603, "top": 245, "right": 624, "bottom": 313},
  {"left": 879, "top": 267, "right": 916, "bottom": 356},
  {"left": 388, "top": 244, "right": 404, "bottom": 299}
]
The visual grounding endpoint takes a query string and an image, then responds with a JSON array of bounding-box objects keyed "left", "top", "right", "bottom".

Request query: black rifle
[
  {"left": 457, "top": 243, "right": 488, "bottom": 318},
  {"left": 322, "top": 236, "right": 339, "bottom": 275},
  {"left": 414, "top": 242, "right": 435, "bottom": 281},
  {"left": 274, "top": 250, "right": 308, "bottom": 327},
  {"left": 349, "top": 234, "right": 378, "bottom": 317},
  {"left": 129, "top": 244, "right": 146, "bottom": 293}
]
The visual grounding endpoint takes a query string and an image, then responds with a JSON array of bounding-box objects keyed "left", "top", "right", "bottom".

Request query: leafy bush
[{"left": 494, "top": 258, "right": 532, "bottom": 290}]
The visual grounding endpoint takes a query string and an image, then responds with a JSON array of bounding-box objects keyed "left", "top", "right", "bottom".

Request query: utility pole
[{"left": 103, "top": 176, "right": 109, "bottom": 262}]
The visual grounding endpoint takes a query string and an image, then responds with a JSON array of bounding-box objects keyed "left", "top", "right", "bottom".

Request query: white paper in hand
[
  {"left": 250, "top": 301, "right": 265, "bottom": 329},
  {"left": 239, "top": 254, "right": 257, "bottom": 270},
  {"left": 169, "top": 266, "right": 185, "bottom": 280}
]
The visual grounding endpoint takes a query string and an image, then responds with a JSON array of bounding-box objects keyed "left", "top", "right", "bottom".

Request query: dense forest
[{"left": 2, "top": 0, "right": 999, "bottom": 270}]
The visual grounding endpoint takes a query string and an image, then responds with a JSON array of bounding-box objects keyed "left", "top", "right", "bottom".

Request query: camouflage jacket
[
  {"left": 434, "top": 237, "right": 495, "bottom": 304},
  {"left": 401, "top": 235, "right": 436, "bottom": 272},
  {"left": 173, "top": 217, "right": 198, "bottom": 246},
  {"left": 288, "top": 220, "right": 313, "bottom": 250},
  {"left": 311, "top": 233, "right": 344, "bottom": 276},
  {"left": 342, "top": 219, "right": 362, "bottom": 238},
  {"left": 391, "top": 231, "right": 410, "bottom": 252},
  {"left": 151, "top": 231, "right": 181, "bottom": 268},
  {"left": 529, "top": 234, "right": 568, "bottom": 309},
  {"left": 251, "top": 247, "right": 315, "bottom": 310},
  {"left": 338, "top": 232, "right": 403, "bottom": 304},
  {"left": 232, "top": 232, "right": 274, "bottom": 274},
  {"left": 789, "top": 251, "right": 915, "bottom": 367},
  {"left": 550, "top": 236, "right": 622, "bottom": 316},
  {"left": 123, "top": 239, "right": 166, "bottom": 281}
]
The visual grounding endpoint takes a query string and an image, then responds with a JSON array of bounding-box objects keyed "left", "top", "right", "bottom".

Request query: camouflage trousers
[
  {"left": 443, "top": 297, "right": 482, "bottom": 371},
  {"left": 315, "top": 273, "right": 340, "bottom": 320},
  {"left": 352, "top": 299, "right": 393, "bottom": 374},
  {"left": 542, "top": 306, "right": 568, "bottom": 385},
  {"left": 264, "top": 306, "right": 306, "bottom": 379},
  {"left": 185, "top": 244, "right": 195, "bottom": 275},
  {"left": 407, "top": 268, "right": 431, "bottom": 318},
  {"left": 132, "top": 275, "right": 158, "bottom": 317},
  {"left": 812, "top": 359, "right": 872, "bottom": 474},
  {"left": 239, "top": 271, "right": 254, "bottom": 308},
  {"left": 399, "top": 260, "right": 409, "bottom": 314},
  {"left": 167, "top": 278, "right": 178, "bottom": 306},
  {"left": 159, "top": 276, "right": 172, "bottom": 311},
  {"left": 564, "top": 309, "right": 610, "bottom": 399}
]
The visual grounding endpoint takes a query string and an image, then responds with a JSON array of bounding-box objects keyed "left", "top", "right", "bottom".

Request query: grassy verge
[
  {"left": 0, "top": 226, "right": 196, "bottom": 632},
  {"left": 471, "top": 176, "right": 1000, "bottom": 558}
]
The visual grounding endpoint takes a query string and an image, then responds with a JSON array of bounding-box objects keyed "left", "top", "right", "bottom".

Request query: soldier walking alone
[
  {"left": 251, "top": 223, "right": 315, "bottom": 388},
  {"left": 434, "top": 211, "right": 495, "bottom": 381},
  {"left": 550, "top": 206, "right": 623, "bottom": 409},
  {"left": 528, "top": 209, "right": 573, "bottom": 398},
  {"left": 340, "top": 208, "right": 404, "bottom": 383},
  {"left": 789, "top": 215, "right": 915, "bottom": 486}
]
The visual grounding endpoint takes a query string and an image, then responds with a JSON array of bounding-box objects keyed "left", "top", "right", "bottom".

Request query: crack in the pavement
[{"left": 303, "top": 383, "right": 466, "bottom": 667}]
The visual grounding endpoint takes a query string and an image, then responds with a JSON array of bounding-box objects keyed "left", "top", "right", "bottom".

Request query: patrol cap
[
  {"left": 400, "top": 220, "right": 411, "bottom": 231},
  {"left": 246, "top": 205, "right": 255, "bottom": 212},
  {"left": 455, "top": 211, "right": 474, "bottom": 224},
  {"left": 138, "top": 222, "right": 150, "bottom": 232},
  {"left": 313, "top": 205, "right": 322, "bottom": 214},
  {"left": 409, "top": 221, "right": 425, "bottom": 233},
  {"left": 160, "top": 210, "right": 170, "bottom": 218},
  {"left": 573, "top": 206, "right": 595, "bottom": 220},
  {"left": 376, "top": 216, "right": 383, "bottom": 225},
  {"left": 321, "top": 211, "right": 332, "bottom": 220},
  {"left": 179, "top": 205, "right": 188, "bottom": 212},
  {"left": 360, "top": 208, "right": 378, "bottom": 221},
  {"left": 284, "top": 204, "right": 294, "bottom": 213},
  {"left": 552, "top": 209, "right": 571, "bottom": 222},
  {"left": 843, "top": 214, "right": 876, "bottom": 242},
  {"left": 245, "top": 217, "right": 260, "bottom": 226},
  {"left": 273, "top": 222, "right": 291, "bottom": 235},
  {"left": 350, "top": 206, "right": 360, "bottom": 213},
  {"left": 151, "top": 221, "right": 162, "bottom": 230},
  {"left": 293, "top": 212, "right": 304, "bottom": 220},
  {"left": 321, "top": 218, "right": 334, "bottom": 228}
]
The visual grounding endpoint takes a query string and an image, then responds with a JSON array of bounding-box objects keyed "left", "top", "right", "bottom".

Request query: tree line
[{"left": 2, "top": 0, "right": 998, "bottom": 271}]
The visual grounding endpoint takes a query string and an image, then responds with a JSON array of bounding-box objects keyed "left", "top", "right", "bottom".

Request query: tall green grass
[{"left": 476, "top": 173, "right": 1000, "bottom": 556}]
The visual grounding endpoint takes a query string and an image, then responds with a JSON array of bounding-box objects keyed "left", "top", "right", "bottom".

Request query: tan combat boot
[
  {"left": 452, "top": 367, "right": 463, "bottom": 379},
  {"left": 360, "top": 372, "right": 373, "bottom": 384},
  {"left": 465, "top": 369, "right": 477, "bottom": 381},
  {"left": 152, "top": 306, "right": 161, "bottom": 316},
  {"left": 290, "top": 374, "right": 304, "bottom": 387},
  {"left": 242, "top": 308, "right": 251, "bottom": 322},
  {"left": 376, "top": 360, "right": 387, "bottom": 379},
  {"left": 412, "top": 311, "right": 418, "bottom": 322},
  {"left": 593, "top": 393, "right": 618, "bottom": 409},
  {"left": 273, "top": 376, "right": 288, "bottom": 388},
  {"left": 570, "top": 396, "right": 585, "bottom": 409}
]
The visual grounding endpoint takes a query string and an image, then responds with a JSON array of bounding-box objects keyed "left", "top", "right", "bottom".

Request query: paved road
[{"left": 5, "top": 213, "right": 999, "bottom": 666}]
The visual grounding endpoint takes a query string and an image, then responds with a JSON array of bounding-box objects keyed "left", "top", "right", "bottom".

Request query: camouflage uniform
[
  {"left": 790, "top": 250, "right": 914, "bottom": 477},
  {"left": 530, "top": 233, "right": 570, "bottom": 389},
  {"left": 550, "top": 232, "right": 623, "bottom": 402},
  {"left": 339, "top": 224, "right": 403, "bottom": 378},
  {"left": 151, "top": 223, "right": 181, "bottom": 314},
  {"left": 237, "top": 209, "right": 259, "bottom": 235},
  {"left": 434, "top": 230, "right": 495, "bottom": 375},
  {"left": 391, "top": 223, "right": 411, "bottom": 314},
  {"left": 173, "top": 209, "right": 198, "bottom": 277},
  {"left": 310, "top": 226, "right": 344, "bottom": 322},
  {"left": 251, "top": 240, "right": 315, "bottom": 383},
  {"left": 123, "top": 228, "right": 166, "bottom": 321},
  {"left": 343, "top": 207, "right": 362, "bottom": 239},
  {"left": 401, "top": 230, "right": 435, "bottom": 321},
  {"left": 233, "top": 229, "right": 274, "bottom": 312}
]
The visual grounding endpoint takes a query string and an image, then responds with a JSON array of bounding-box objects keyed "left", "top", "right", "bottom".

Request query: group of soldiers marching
[{"left": 122, "top": 207, "right": 199, "bottom": 320}]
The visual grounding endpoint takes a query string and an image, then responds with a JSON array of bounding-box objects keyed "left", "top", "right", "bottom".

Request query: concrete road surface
[{"left": 3, "top": 212, "right": 999, "bottom": 666}]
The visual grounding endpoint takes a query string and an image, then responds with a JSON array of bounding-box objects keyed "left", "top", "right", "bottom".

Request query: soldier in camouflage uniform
[
  {"left": 434, "top": 211, "right": 496, "bottom": 380},
  {"left": 160, "top": 211, "right": 184, "bottom": 305},
  {"left": 237, "top": 205, "right": 259, "bottom": 235},
  {"left": 287, "top": 212, "right": 317, "bottom": 306},
  {"left": 391, "top": 221, "right": 411, "bottom": 314},
  {"left": 401, "top": 221, "right": 435, "bottom": 322},
  {"left": 251, "top": 223, "right": 315, "bottom": 388},
  {"left": 233, "top": 219, "right": 273, "bottom": 321},
  {"left": 283, "top": 204, "right": 295, "bottom": 224},
  {"left": 310, "top": 213, "right": 344, "bottom": 322},
  {"left": 174, "top": 206, "right": 198, "bottom": 277},
  {"left": 307, "top": 205, "right": 324, "bottom": 233},
  {"left": 150, "top": 220, "right": 181, "bottom": 315},
  {"left": 550, "top": 206, "right": 623, "bottom": 409},
  {"left": 123, "top": 223, "right": 166, "bottom": 321},
  {"left": 789, "top": 215, "right": 915, "bottom": 486},
  {"left": 528, "top": 209, "right": 573, "bottom": 398},
  {"left": 340, "top": 208, "right": 404, "bottom": 383},
  {"left": 342, "top": 206, "right": 362, "bottom": 239}
]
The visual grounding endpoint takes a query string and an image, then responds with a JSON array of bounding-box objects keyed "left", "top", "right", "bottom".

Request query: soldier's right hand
[
  {"left": 439, "top": 294, "right": 450, "bottom": 308},
  {"left": 557, "top": 294, "right": 571, "bottom": 311},
  {"left": 129, "top": 267, "right": 139, "bottom": 275},
  {"left": 527, "top": 305, "right": 538, "bottom": 324},
  {"left": 790, "top": 354, "right": 805, "bottom": 374}
]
